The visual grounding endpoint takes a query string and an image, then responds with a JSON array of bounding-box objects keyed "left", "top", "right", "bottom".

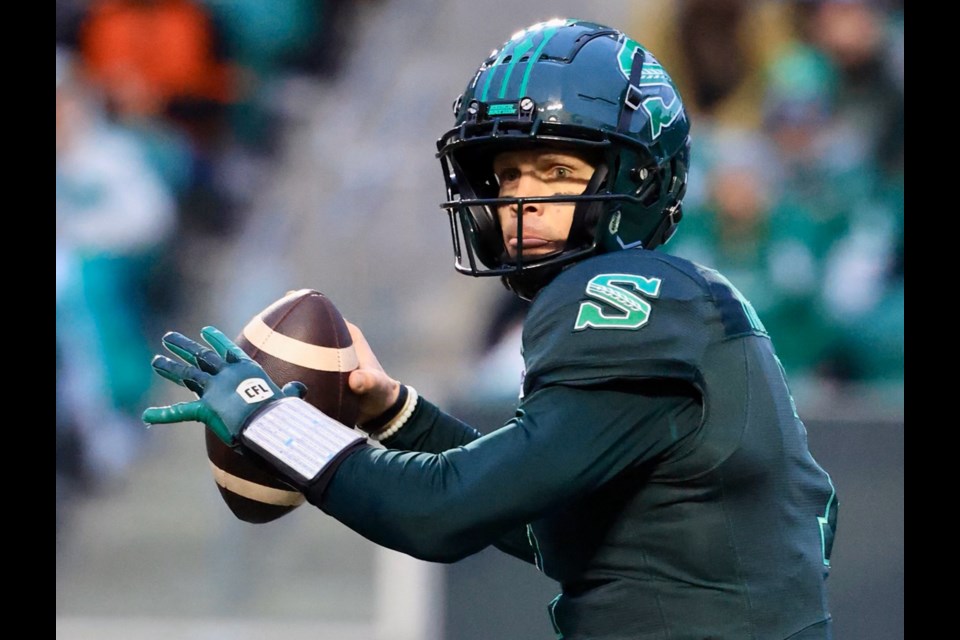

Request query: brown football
[{"left": 205, "top": 288, "right": 361, "bottom": 523}]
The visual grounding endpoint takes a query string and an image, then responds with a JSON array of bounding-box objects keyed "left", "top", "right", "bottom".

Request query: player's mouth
[
  {"left": 507, "top": 236, "right": 552, "bottom": 249},
  {"left": 505, "top": 235, "right": 563, "bottom": 257}
]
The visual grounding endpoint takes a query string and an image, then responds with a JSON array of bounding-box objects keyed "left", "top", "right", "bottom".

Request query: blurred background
[{"left": 56, "top": 0, "right": 903, "bottom": 638}]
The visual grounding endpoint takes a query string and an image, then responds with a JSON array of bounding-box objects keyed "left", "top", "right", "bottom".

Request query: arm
[
  {"left": 379, "top": 394, "right": 483, "bottom": 452},
  {"left": 311, "top": 381, "right": 697, "bottom": 563},
  {"left": 375, "top": 397, "right": 544, "bottom": 565},
  {"left": 143, "top": 326, "right": 697, "bottom": 565}
]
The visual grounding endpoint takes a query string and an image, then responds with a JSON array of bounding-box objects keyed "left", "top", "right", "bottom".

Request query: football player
[{"left": 145, "top": 19, "right": 838, "bottom": 639}]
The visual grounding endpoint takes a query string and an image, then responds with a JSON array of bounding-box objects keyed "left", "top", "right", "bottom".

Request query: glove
[
  {"left": 143, "top": 326, "right": 365, "bottom": 488},
  {"left": 142, "top": 326, "right": 305, "bottom": 447}
]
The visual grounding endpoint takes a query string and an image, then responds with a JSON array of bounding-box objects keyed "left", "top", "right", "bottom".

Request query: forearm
[
  {"left": 306, "top": 398, "right": 541, "bottom": 562},
  {"left": 378, "top": 395, "right": 537, "bottom": 564},
  {"left": 306, "top": 385, "right": 691, "bottom": 563}
]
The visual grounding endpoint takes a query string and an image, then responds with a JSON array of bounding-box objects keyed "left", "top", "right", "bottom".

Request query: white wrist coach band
[
  {"left": 369, "top": 386, "right": 419, "bottom": 442},
  {"left": 242, "top": 397, "right": 365, "bottom": 484}
]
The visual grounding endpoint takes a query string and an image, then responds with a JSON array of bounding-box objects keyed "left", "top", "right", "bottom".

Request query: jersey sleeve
[
  {"left": 521, "top": 252, "right": 715, "bottom": 396},
  {"left": 380, "top": 400, "right": 537, "bottom": 564},
  {"left": 381, "top": 398, "right": 483, "bottom": 452},
  {"left": 307, "top": 381, "right": 700, "bottom": 563}
]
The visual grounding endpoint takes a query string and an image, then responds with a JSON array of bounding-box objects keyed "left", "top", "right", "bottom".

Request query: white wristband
[
  {"left": 241, "top": 397, "right": 364, "bottom": 484},
  {"left": 369, "top": 386, "right": 419, "bottom": 442}
]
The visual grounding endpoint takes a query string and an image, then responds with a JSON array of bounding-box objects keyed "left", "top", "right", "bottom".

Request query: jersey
[
  {"left": 519, "top": 250, "right": 837, "bottom": 638},
  {"left": 309, "top": 248, "right": 838, "bottom": 640}
]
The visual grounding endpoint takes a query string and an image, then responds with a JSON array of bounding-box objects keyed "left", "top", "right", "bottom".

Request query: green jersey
[{"left": 311, "top": 249, "right": 837, "bottom": 640}]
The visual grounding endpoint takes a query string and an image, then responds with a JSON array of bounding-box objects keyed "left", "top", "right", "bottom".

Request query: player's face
[{"left": 493, "top": 147, "right": 597, "bottom": 260}]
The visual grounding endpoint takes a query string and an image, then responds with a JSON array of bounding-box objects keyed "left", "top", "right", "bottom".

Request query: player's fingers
[
  {"left": 162, "top": 332, "right": 225, "bottom": 373},
  {"left": 142, "top": 400, "right": 203, "bottom": 425},
  {"left": 151, "top": 355, "right": 212, "bottom": 392},
  {"left": 349, "top": 368, "right": 399, "bottom": 399},
  {"left": 201, "top": 326, "right": 252, "bottom": 364},
  {"left": 348, "top": 369, "right": 402, "bottom": 425},
  {"left": 348, "top": 369, "right": 378, "bottom": 395}
]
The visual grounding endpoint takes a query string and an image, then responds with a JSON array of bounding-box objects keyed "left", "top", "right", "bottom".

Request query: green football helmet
[{"left": 437, "top": 19, "right": 691, "bottom": 299}]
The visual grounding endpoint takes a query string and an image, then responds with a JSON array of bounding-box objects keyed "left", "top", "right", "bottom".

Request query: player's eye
[
  {"left": 497, "top": 168, "right": 521, "bottom": 183},
  {"left": 552, "top": 166, "right": 572, "bottom": 179}
]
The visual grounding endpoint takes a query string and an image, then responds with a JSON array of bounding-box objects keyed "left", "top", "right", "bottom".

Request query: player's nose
[{"left": 513, "top": 175, "right": 549, "bottom": 215}]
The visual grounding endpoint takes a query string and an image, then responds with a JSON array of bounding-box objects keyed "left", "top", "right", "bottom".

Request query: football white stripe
[
  {"left": 242, "top": 314, "right": 359, "bottom": 372},
  {"left": 209, "top": 461, "right": 306, "bottom": 507}
]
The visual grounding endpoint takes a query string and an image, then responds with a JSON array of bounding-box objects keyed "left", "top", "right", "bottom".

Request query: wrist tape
[{"left": 368, "top": 386, "right": 419, "bottom": 442}]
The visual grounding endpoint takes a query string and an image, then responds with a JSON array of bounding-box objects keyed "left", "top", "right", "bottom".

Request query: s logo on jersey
[{"left": 574, "top": 274, "right": 662, "bottom": 330}]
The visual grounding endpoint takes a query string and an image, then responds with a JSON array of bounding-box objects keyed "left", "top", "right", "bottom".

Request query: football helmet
[{"left": 437, "top": 19, "right": 691, "bottom": 299}]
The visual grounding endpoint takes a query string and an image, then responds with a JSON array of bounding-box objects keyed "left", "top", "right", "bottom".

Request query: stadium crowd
[{"left": 57, "top": 0, "right": 903, "bottom": 536}]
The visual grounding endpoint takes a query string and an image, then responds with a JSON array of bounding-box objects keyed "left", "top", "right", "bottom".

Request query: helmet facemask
[{"left": 440, "top": 135, "right": 641, "bottom": 298}]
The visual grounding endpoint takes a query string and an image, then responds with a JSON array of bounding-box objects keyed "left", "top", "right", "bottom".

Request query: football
[{"left": 206, "top": 288, "right": 362, "bottom": 523}]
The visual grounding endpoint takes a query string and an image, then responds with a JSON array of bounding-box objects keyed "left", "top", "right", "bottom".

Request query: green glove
[{"left": 142, "top": 326, "right": 306, "bottom": 446}]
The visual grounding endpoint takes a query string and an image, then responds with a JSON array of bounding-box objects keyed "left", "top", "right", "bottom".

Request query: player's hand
[
  {"left": 142, "top": 326, "right": 307, "bottom": 446},
  {"left": 345, "top": 321, "right": 403, "bottom": 427}
]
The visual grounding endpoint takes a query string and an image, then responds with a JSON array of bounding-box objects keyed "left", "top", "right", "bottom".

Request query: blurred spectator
[
  {"left": 199, "top": 0, "right": 325, "bottom": 150},
  {"left": 657, "top": 0, "right": 903, "bottom": 387},
  {"left": 820, "top": 176, "right": 903, "bottom": 383},
  {"left": 78, "top": 0, "right": 236, "bottom": 138},
  {"left": 56, "top": 48, "right": 177, "bottom": 510},
  {"left": 782, "top": 0, "right": 904, "bottom": 383},
  {"left": 830, "top": 215, "right": 903, "bottom": 383},
  {"left": 762, "top": 44, "right": 856, "bottom": 247},
  {"left": 666, "top": 131, "right": 840, "bottom": 379},
  {"left": 631, "top": 0, "right": 795, "bottom": 130},
  {"left": 76, "top": 0, "right": 241, "bottom": 234},
  {"left": 792, "top": 0, "right": 904, "bottom": 178}
]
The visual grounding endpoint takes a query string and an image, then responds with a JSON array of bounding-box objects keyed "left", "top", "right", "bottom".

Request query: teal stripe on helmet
[
  {"left": 497, "top": 36, "right": 535, "bottom": 99},
  {"left": 481, "top": 20, "right": 571, "bottom": 103},
  {"left": 480, "top": 43, "right": 514, "bottom": 102},
  {"left": 518, "top": 25, "right": 560, "bottom": 98}
]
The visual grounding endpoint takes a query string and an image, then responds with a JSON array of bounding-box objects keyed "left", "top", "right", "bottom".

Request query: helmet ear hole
[
  {"left": 633, "top": 165, "right": 662, "bottom": 206},
  {"left": 668, "top": 153, "right": 689, "bottom": 204}
]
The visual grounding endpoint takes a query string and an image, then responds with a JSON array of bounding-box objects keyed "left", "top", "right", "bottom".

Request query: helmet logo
[
  {"left": 618, "top": 39, "right": 668, "bottom": 82},
  {"left": 641, "top": 94, "right": 683, "bottom": 140},
  {"left": 617, "top": 38, "right": 683, "bottom": 140},
  {"left": 609, "top": 211, "right": 621, "bottom": 235}
]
